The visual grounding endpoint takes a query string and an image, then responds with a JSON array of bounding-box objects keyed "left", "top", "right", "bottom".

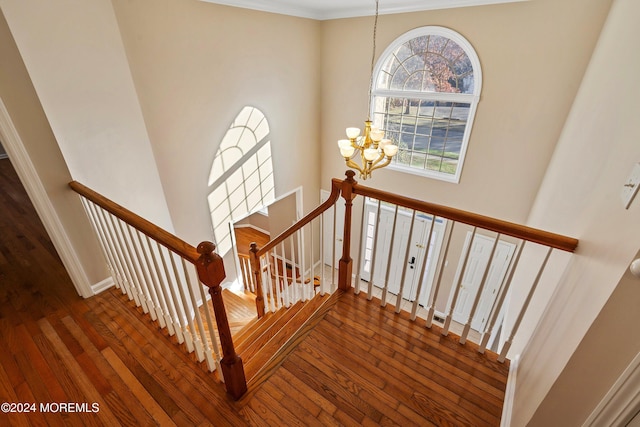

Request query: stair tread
[
  {"left": 236, "top": 301, "right": 306, "bottom": 359},
  {"left": 233, "top": 310, "right": 286, "bottom": 350},
  {"left": 242, "top": 293, "right": 333, "bottom": 383}
]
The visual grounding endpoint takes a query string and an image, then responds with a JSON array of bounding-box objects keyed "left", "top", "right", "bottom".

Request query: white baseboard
[
  {"left": 501, "top": 354, "right": 520, "bottom": 427},
  {"left": 233, "top": 223, "right": 270, "bottom": 236},
  {"left": 91, "top": 276, "right": 115, "bottom": 295}
]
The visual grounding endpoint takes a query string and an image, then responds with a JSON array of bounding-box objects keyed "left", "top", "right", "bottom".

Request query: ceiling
[{"left": 200, "top": 0, "right": 528, "bottom": 20}]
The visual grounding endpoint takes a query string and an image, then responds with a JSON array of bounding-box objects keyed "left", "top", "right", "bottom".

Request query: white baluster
[
  {"left": 426, "top": 221, "right": 455, "bottom": 328},
  {"left": 157, "top": 245, "right": 186, "bottom": 344},
  {"left": 354, "top": 199, "right": 366, "bottom": 295},
  {"left": 368, "top": 200, "right": 382, "bottom": 301},
  {"left": 135, "top": 231, "right": 165, "bottom": 327},
  {"left": 319, "top": 213, "right": 326, "bottom": 296},
  {"left": 169, "top": 252, "right": 195, "bottom": 353},
  {"left": 443, "top": 226, "right": 477, "bottom": 336},
  {"left": 181, "top": 259, "right": 205, "bottom": 362},
  {"left": 479, "top": 240, "right": 525, "bottom": 354},
  {"left": 147, "top": 238, "right": 176, "bottom": 337},
  {"left": 498, "top": 247, "right": 553, "bottom": 363},
  {"left": 331, "top": 203, "right": 337, "bottom": 292},
  {"left": 125, "top": 225, "right": 157, "bottom": 319},
  {"left": 111, "top": 215, "right": 145, "bottom": 309},
  {"left": 100, "top": 209, "right": 134, "bottom": 300},
  {"left": 197, "top": 277, "right": 222, "bottom": 373},
  {"left": 84, "top": 200, "right": 123, "bottom": 291}
]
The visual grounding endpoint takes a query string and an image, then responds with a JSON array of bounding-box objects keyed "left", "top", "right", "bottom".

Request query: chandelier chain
[
  {"left": 367, "top": 0, "right": 379, "bottom": 121},
  {"left": 338, "top": 0, "right": 398, "bottom": 180}
]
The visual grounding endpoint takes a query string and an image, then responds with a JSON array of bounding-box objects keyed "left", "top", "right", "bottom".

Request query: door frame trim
[
  {"left": 0, "top": 97, "right": 92, "bottom": 297},
  {"left": 583, "top": 350, "right": 640, "bottom": 426}
]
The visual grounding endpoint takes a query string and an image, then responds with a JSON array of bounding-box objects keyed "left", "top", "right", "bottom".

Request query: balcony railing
[
  {"left": 69, "top": 181, "right": 247, "bottom": 399},
  {"left": 71, "top": 171, "right": 577, "bottom": 401},
  {"left": 248, "top": 171, "right": 578, "bottom": 362}
]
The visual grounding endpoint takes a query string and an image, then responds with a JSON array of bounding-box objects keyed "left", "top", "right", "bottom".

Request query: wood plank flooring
[
  {"left": 243, "top": 291, "right": 509, "bottom": 426},
  {"left": 234, "top": 227, "right": 269, "bottom": 256},
  {"left": 0, "top": 158, "right": 509, "bottom": 425}
]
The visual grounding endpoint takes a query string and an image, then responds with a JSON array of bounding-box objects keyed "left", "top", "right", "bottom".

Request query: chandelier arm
[
  {"left": 369, "top": 152, "right": 387, "bottom": 168},
  {"left": 346, "top": 158, "right": 365, "bottom": 176},
  {"left": 369, "top": 156, "right": 393, "bottom": 173}
]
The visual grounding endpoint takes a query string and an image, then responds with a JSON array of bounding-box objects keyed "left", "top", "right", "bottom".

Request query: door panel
[
  {"left": 451, "top": 233, "right": 515, "bottom": 331},
  {"left": 359, "top": 200, "right": 445, "bottom": 304}
]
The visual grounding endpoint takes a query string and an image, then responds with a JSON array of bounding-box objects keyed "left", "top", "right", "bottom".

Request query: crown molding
[{"left": 200, "top": 0, "right": 529, "bottom": 20}]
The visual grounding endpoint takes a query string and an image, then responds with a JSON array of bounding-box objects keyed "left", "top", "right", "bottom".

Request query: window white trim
[
  {"left": 374, "top": 26, "right": 482, "bottom": 97},
  {"left": 372, "top": 26, "right": 482, "bottom": 183}
]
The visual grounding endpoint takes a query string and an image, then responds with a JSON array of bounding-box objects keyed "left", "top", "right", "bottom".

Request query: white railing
[
  {"left": 317, "top": 172, "right": 579, "bottom": 362},
  {"left": 79, "top": 195, "right": 222, "bottom": 371},
  {"left": 249, "top": 180, "right": 342, "bottom": 317},
  {"left": 72, "top": 180, "right": 248, "bottom": 399},
  {"left": 238, "top": 254, "right": 255, "bottom": 293}
]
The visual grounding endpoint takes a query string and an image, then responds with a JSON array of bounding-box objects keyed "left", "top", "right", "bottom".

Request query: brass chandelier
[{"left": 337, "top": 0, "right": 398, "bottom": 180}]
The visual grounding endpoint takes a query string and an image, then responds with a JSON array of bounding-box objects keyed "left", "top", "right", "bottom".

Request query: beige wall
[
  {"left": 320, "top": 0, "right": 612, "bottom": 224},
  {"left": 267, "top": 191, "right": 300, "bottom": 239},
  {"left": 528, "top": 249, "right": 640, "bottom": 425},
  {"left": 110, "top": 0, "right": 322, "bottom": 246},
  {"left": 235, "top": 212, "right": 269, "bottom": 234},
  {"left": 1, "top": 0, "right": 635, "bottom": 422},
  {"left": 511, "top": 0, "right": 640, "bottom": 424},
  {"left": 0, "top": 0, "right": 174, "bottom": 232},
  {"left": 0, "top": 10, "right": 107, "bottom": 287}
]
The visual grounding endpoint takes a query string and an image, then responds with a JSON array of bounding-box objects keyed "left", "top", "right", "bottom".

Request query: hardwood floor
[
  {"left": 234, "top": 227, "right": 269, "bottom": 255},
  {"left": 243, "top": 291, "right": 509, "bottom": 426},
  {"left": 0, "top": 158, "right": 509, "bottom": 426}
]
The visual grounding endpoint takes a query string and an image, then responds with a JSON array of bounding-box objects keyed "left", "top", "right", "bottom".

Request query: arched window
[
  {"left": 208, "top": 106, "right": 275, "bottom": 256},
  {"left": 372, "top": 26, "right": 482, "bottom": 183}
]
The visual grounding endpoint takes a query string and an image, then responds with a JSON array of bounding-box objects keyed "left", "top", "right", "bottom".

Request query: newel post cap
[
  {"left": 196, "top": 241, "right": 226, "bottom": 288},
  {"left": 342, "top": 170, "right": 357, "bottom": 200}
]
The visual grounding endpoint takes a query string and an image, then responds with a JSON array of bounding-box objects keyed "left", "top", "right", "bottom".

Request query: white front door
[
  {"left": 451, "top": 233, "right": 515, "bottom": 331},
  {"left": 359, "top": 199, "right": 445, "bottom": 304}
]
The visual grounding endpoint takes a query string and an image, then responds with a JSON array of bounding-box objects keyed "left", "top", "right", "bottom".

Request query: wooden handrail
[
  {"left": 351, "top": 182, "right": 579, "bottom": 253},
  {"left": 69, "top": 181, "right": 200, "bottom": 262},
  {"left": 70, "top": 181, "right": 247, "bottom": 400},
  {"left": 256, "top": 178, "right": 342, "bottom": 257}
]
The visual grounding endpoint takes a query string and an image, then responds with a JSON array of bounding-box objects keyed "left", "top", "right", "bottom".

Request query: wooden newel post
[
  {"left": 249, "top": 243, "right": 265, "bottom": 318},
  {"left": 195, "top": 241, "right": 247, "bottom": 400},
  {"left": 338, "top": 170, "right": 357, "bottom": 291}
]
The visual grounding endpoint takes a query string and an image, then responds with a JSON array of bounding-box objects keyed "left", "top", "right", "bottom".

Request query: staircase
[
  {"left": 70, "top": 170, "right": 578, "bottom": 405},
  {"left": 234, "top": 290, "right": 338, "bottom": 385}
]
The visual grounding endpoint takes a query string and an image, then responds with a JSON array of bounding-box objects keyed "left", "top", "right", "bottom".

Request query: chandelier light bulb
[
  {"left": 383, "top": 144, "right": 399, "bottom": 157},
  {"left": 370, "top": 129, "right": 384, "bottom": 142},
  {"left": 338, "top": 139, "right": 352, "bottom": 149},
  {"left": 340, "top": 145, "right": 355, "bottom": 158},
  {"left": 346, "top": 127, "right": 361, "bottom": 139},
  {"left": 364, "top": 148, "right": 379, "bottom": 161}
]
